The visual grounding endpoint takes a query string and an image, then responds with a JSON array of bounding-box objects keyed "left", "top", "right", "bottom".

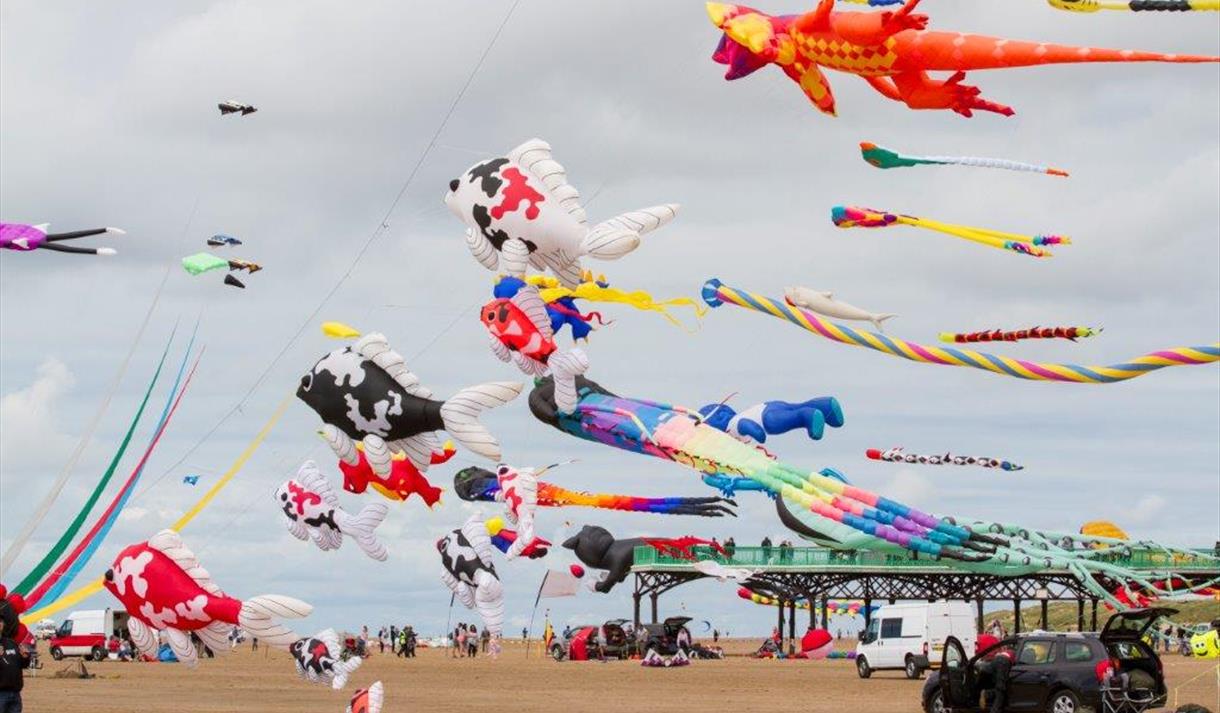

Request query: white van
[
  {"left": 49, "top": 608, "right": 130, "bottom": 661},
  {"left": 855, "top": 601, "right": 975, "bottom": 680}
]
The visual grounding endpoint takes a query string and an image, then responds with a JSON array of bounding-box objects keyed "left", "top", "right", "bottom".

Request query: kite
[
  {"left": 484, "top": 516, "right": 550, "bottom": 559},
  {"left": 332, "top": 439, "right": 453, "bottom": 506},
  {"left": 321, "top": 321, "right": 362, "bottom": 339},
  {"left": 445, "top": 138, "right": 679, "bottom": 287},
  {"left": 860, "top": 142, "right": 1068, "bottom": 177},
  {"left": 218, "top": 100, "right": 257, "bottom": 116},
  {"left": 1049, "top": 0, "right": 1220, "bottom": 12},
  {"left": 496, "top": 274, "right": 706, "bottom": 339},
  {"left": 706, "top": 1, "right": 1219, "bottom": 118},
  {"left": 940, "top": 327, "right": 1101, "bottom": 344},
  {"left": 702, "top": 279, "right": 1220, "bottom": 384},
  {"left": 206, "top": 234, "right": 243, "bottom": 247},
  {"left": 183, "top": 475, "right": 200, "bottom": 485},
  {"left": 348, "top": 681, "right": 385, "bottom": 713},
  {"left": 866, "top": 447, "right": 1024, "bottom": 471},
  {"left": 437, "top": 515, "right": 505, "bottom": 645},
  {"left": 698, "top": 397, "right": 844, "bottom": 444},
  {"left": 275, "top": 462, "right": 390, "bottom": 561},
  {"left": 181, "top": 252, "right": 263, "bottom": 288},
  {"left": 298, "top": 331, "right": 522, "bottom": 477},
  {"left": 289, "top": 628, "right": 362, "bottom": 689},
  {"left": 784, "top": 287, "right": 895, "bottom": 332},
  {"left": 103, "top": 529, "right": 311, "bottom": 667},
  {"left": 832, "top": 206, "right": 1067, "bottom": 258},
  {"left": 692, "top": 560, "right": 759, "bottom": 582},
  {"left": 454, "top": 465, "right": 737, "bottom": 517},
  {"left": 562, "top": 525, "right": 723, "bottom": 593},
  {"left": 1, "top": 222, "right": 122, "bottom": 256},
  {"left": 1080, "top": 521, "right": 1129, "bottom": 541},
  {"left": 737, "top": 589, "right": 875, "bottom": 617}
]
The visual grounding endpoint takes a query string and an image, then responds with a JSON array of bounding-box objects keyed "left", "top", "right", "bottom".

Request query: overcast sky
[{"left": 2, "top": 1, "right": 1218, "bottom": 641}]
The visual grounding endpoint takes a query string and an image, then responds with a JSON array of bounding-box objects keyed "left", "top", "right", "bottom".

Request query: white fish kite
[
  {"left": 784, "top": 286, "right": 896, "bottom": 332},
  {"left": 275, "top": 462, "right": 389, "bottom": 561},
  {"left": 860, "top": 142, "right": 1068, "bottom": 177},
  {"left": 289, "top": 628, "right": 363, "bottom": 690}
]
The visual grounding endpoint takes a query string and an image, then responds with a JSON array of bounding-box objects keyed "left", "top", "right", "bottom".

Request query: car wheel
[
  {"left": 905, "top": 656, "right": 922, "bottom": 679},
  {"left": 91, "top": 646, "right": 106, "bottom": 662},
  {"left": 50, "top": 646, "right": 64, "bottom": 661},
  {"left": 550, "top": 646, "right": 564, "bottom": 662},
  {"left": 926, "top": 690, "right": 946, "bottom": 713},
  {"left": 1047, "top": 690, "right": 1079, "bottom": 713},
  {"left": 856, "top": 655, "right": 872, "bottom": 679}
]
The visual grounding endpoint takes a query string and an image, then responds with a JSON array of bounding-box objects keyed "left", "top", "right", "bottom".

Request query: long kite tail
[
  {"left": 892, "top": 31, "right": 1219, "bottom": 72},
  {"left": 1049, "top": 0, "right": 1220, "bottom": 12},
  {"left": 538, "top": 483, "right": 736, "bottom": 517},
  {"left": 702, "top": 279, "right": 1219, "bottom": 384}
]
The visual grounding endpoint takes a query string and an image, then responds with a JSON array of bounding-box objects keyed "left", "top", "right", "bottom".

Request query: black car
[
  {"left": 640, "top": 616, "right": 693, "bottom": 656},
  {"left": 922, "top": 607, "right": 1173, "bottom": 713}
]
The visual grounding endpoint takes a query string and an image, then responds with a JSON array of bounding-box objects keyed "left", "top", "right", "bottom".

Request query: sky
[{"left": 1, "top": 1, "right": 1218, "bottom": 639}]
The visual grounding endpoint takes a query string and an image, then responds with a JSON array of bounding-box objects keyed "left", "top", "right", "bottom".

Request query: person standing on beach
[{"left": 0, "top": 600, "right": 29, "bottom": 713}]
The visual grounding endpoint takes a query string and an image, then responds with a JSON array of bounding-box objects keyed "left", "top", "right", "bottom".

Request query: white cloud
[
  {"left": 1127, "top": 495, "right": 1168, "bottom": 525},
  {"left": 0, "top": 358, "right": 75, "bottom": 471}
]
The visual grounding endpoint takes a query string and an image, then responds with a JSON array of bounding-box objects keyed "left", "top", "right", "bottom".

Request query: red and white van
[{"left": 49, "top": 608, "right": 130, "bottom": 661}]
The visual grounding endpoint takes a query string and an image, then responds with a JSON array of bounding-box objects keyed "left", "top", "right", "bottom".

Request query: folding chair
[{"left": 1101, "top": 671, "right": 1159, "bottom": 713}]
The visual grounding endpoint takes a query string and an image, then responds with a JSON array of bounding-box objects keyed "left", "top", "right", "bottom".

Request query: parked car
[
  {"left": 857, "top": 601, "right": 977, "bottom": 680},
  {"left": 550, "top": 620, "right": 634, "bottom": 661},
  {"left": 922, "top": 607, "right": 1173, "bottom": 713},
  {"left": 49, "top": 608, "right": 130, "bottom": 661}
]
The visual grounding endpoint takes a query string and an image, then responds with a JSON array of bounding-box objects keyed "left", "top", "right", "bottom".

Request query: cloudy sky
[{"left": 2, "top": 1, "right": 1217, "bottom": 640}]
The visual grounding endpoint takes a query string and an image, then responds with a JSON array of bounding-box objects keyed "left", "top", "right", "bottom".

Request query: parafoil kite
[
  {"left": 940, "top": 327, "right": 1101, "bottom": 344},
  {"left": 699, "top": 397, "right": 844, "bottom": 444},
  {"left": 706, "top": 1, "right": 1219, "bottom": 118},
  {"left": 867, "top": 447, "right": 1024, "bottom": 472},
  {"left": 348, "top": 681, "right": 385, "bottom": 713},
  {"left": 1, "top": 223, "right": 122, "bottom": 256},
  {"left": 454, "top": 465, "right": 737, "bottom": 517},
  {"left": 860, "top": 142, "right": 1068, "bottom": 177},
  {"left": 290, "top": 628, "right": 362, "bottom": 689},
  {"left": 206, "top": 234, "right": 243, "bottom": 247},
  {"left": 832, "top": 206, "right": 1067, "bottom": 258},
  {"left": 275, "top": 462, "right": 390, "bottom": 561},
  {"left": 444, "top": 138, "right": 679, "bottom": 287},
  {"left": 182, "top": 475, "right": 201, "bottom": 485},
  {"left": 103, "top": 529, "right": 311, "bottom": 667},
  {"left": 334, "top": 440, "right": 452, "bottom": 507},
  {"left": 784, "top": 287, "right": 895, "bottom": 332},
  {"left": 437, "top": 515, "right": 505, "bottom": 641},
  {"left": 299, "top": 331, "right": 522, "bottom": 476},
  {"left": 562, "top": 525, "right": 723, "bottom": 593},
  {"left": 181, "top": 252, "right": 263, "bottom": 288},
  {"left": 1050, "top": 0, "right": 1219, "bottom": 11},
  {"left": 703, "top": 279, "right": 1220, "bottom": 384}
]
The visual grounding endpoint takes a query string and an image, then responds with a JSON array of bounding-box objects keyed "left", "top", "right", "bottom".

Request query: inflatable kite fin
[
  {"left": 165, "top": 627, "right": 198, "bottom": 667},
  {"left": 786, "top": 63, "right": 837, "bottom": 116},
  {"left": 581, "top": 204, "right": 679, "bottom": 262},
  {"left": 869, "top": 313, "right": 897, "bottom": 332},
  {"left": 127, "top": 617, "right": 159, "bottom": 659},
  {"left": 510, "top": 285, "right": 553, "bottom": 339},
  {"left": 347, "top": 681, "right": 385, "bottom": 713},
  {"left": 238, "top": 595, "right": 312, "bottom": 648},
  {"left": 438, "top": 382, "right": 523, "bottom": 461},
  {"left": 197, "top": 621, "right": 232, "bottom": 653},
  {"left": 343, "top": 501, "right": 389, "bottom": 562},
  {"left": 320, "top": 426, "right": 359, "bottom": 465},
  {"left": 508, "top": 138, "right": 587, "bottom": 224},
  {"left": 464, "top": 227, "right": 499, "bottom": 270},
  {"left": 362, "top": 434, "right": 393, "bottom": 477}
]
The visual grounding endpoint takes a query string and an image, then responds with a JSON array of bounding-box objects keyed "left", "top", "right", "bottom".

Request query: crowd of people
[{"left": 447, "top": 623, "right": 490, "bottom": 658}]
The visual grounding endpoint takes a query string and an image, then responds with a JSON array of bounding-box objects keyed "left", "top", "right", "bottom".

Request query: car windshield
[{"left": 861, "top": 618, "right": 879, "bottom": 644}]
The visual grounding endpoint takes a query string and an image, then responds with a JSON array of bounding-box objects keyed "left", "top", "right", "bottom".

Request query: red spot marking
[
  {"left": 490, "top": 168, "right": 545, "bottom": 221},
  {"left": 288, "top": 481, "right": 322, "bottom": 516}
]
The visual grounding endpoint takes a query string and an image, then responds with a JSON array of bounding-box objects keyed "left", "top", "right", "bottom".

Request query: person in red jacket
[{"left": 0, "top": 599, "right": 31, "bottom": 713}]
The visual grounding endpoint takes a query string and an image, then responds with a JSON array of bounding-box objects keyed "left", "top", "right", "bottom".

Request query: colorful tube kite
[
  {"left": 866, "top": 447, "right": 1023, "bottom": 472},
  {"left": 860, "top": 142, "right": 1068, "bottom": 177},
  {"left": 1049, "top": 0, "right": 1219, "bottom": 11},
  {"left": 940, "top": 327, "right": 1101, "bottom": 344},
  {"left": 832, "top": 206, "right": 1068, "bottom": 258},
  {"left": 702, "top": 279, "right": 1220, "bottom": 384}
]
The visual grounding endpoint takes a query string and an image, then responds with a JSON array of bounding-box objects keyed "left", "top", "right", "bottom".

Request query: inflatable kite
[
  {"left": 784, "top": 287, "right": 895, "bottom": 332},
  {"left": 496, "top": 274, "right": 706, "bottom": 339},
  {"left": 1080, "top": 521, "right": 1129, "bottom": 541},
  {"left": 562, "top": 525, "right": 723, "bottom": 593},
  {"left": 275, "top": 462, "right": 390, "bottom": 561},
  {"left": 454, "top": 465, "right": 737, "bottom": 517},
  {"left": 484, "top": 516, "right": 550, "bottom": 559},
  {"left": 699, "top": 397, "right": 844, "bottom": 444},
  {"left": 860, "top": 142, "right": 1068, "bottom": 177},
  {"left": 940, "top": 327, "right": 1101, "bottom": 344},
  {"left": 0, "top": 587, "right": 29, "bottom": 646},
  {"left": 206, "top": 234, "right": 243, "bottom": 247},
  {"left": 103, "top": 529, "right": 311, "bottom": 667},
  {"left": 348, "top": 681, "right": 385, "bottom": 713},
  {"left": 832, "top": 206, "right": 1067, "bottom": 258},
  {"left": 692, "top": 560, "right": 759, "bottom": 583},
  {"left": 444, "top": 138, "right": 679, "bottom": 287},
  {"left": 706, "top": 1, "right": 1219, "bottom": 117},
  {"left": 334, "top": 440, "right": 452, "bottom": 507},
  {"left": 1191, "top": 629, "right": 1220, "bottom": 658},
  {"left": 299, "top": 332, "right": 522, "bottom": 476},
  {"left": 867, "top": 447, "right": 1024, "bottom": 472},
  {"left": 437, "top": 515, "right": 505, "bottom": 643},
  {"left": 1050, "top": 0, "right": 1219, "bottom": 11},
  {"left": 1, "top": 222, "right": 122, "bottom": 256},
  {"left": 181, "top": 252, "right": 262, "bottom": 288},
  {"left": 290, "top": 628, "right": 362, "bottom": 689},
  {"left": 702, "top": 279, "right": 1220, "bottom": 384}
]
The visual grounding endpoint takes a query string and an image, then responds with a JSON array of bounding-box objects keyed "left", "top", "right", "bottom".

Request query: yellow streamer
[{"left": 525, "top": 276, "right": 706, "bottom": 331}]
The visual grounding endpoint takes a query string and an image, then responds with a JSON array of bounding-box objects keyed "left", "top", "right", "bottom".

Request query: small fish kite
[
  {"left": 181, "top": 252, "right": 263, "bottom": 289},
  {"left": 784, "top": 286, "right": 896, "bottom": 332},
  {"left": 182, "top": 475, "right": 201, "bottom": 486},
  {"left": 275, "top": 462, "right": 390, "bottom": 561},
  {"left": 1049, "top": 0, "right": 1219, "bottom": 12},
  {"left": 289, "top": 628, "right": 362, "bottom": 690},
  {"left": 348, "top": 681, "right": 385, "bottom": 713},
  {"left": 832, "top": 206, "right": 1069, "bottom": 258},
  {"left": 207, "top": 234, "right": 243, "bottom": 247},
  {"left": 331, "top": 438, "right": 453, "bottom": 507},
  {"left": 1, "top": 223, "right": 123, "bottom": 256},
  {"left": 860, "top": 142, "right": 1068, "bottom": 177},
  {"left": 866, "top": 447, "right": 1024, "bottom": 472},
  {"left": 218, "top": 100, "right": 257, "bottom": 116},
  {"left": 940, "top": 327, "right": 1101, "bottom": 344}
]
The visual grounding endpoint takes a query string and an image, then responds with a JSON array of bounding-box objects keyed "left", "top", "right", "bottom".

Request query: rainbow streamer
[
  {"left": 831, "top": 206, "right": 1068, "bottom": 258},
  {"left": 702, "top": 279, "right": 1220, "bottom": 384}
]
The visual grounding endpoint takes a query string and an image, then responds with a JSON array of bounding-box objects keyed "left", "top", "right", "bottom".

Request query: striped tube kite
[
  {"left": 940, "top": 327, "right": 1101, "bottom": 344},
  {"left": 832, "top": 206, "right": 1068, "bottom": 258},
  {"left": 866, "top": 447, "right": 1023, "bottom": 472},
  {"left": 702, "top": 279, "right": 1220, "bottom": 384},
  {"left": 1049, "top": 0, "right": 1219, "bottom": 11},
  {"left": 860, "top": 142, "right": 1068, "bottom": 177}
]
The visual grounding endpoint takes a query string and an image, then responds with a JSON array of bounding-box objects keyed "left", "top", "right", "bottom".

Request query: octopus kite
[
  {"left": 832, "top": 206, "right": 1068, "bottom": 258},
  {"left": 707, "top": 0, "right": 1218, "bottom": 117},
  {"left": 1, "top": 223, "right": 122, "bottom": 256}
]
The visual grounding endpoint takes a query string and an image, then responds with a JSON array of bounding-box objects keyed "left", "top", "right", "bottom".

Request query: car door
[
  {"left": 1006, "top": 638, "right": 1059, "bottom": 711},
  {"left": 940, "top": 636, "right": 978, "bottom": 712}
]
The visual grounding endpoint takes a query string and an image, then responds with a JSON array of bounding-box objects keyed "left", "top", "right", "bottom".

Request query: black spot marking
[{"left": 468, "top": 158, "right": 510, "bottom": 198}]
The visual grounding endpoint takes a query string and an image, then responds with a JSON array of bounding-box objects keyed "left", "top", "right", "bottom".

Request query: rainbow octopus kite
[
  {"left": 707, "top": 0, "right": 1218, "bottom": 118},
  {"left": 702, "top": 279, "right": 1220, "bottom": 384},
  {"left": 860, "top": 142, "right": 1068, "bottom": 177},
  {"left": 832, "top": 206, "right": 1068, "bottom": 258},
  {"left": 940, "top": 327, "right": 1101, "bottom": 344},
  {"left": 527, "top": 373, "right": 1218, "bottom": 608},
  {"left": 1, "top": 222, "right": 123, "bottom": 256}
]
